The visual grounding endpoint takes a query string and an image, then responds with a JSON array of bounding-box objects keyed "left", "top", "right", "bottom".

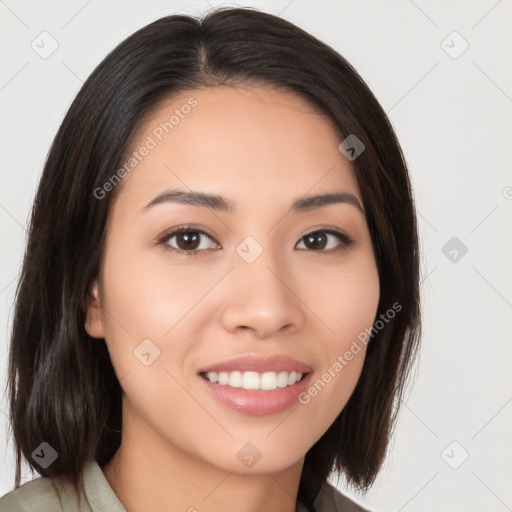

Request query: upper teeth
[{"left": 204, "top": 371, "right": 303, "bottom": 390}]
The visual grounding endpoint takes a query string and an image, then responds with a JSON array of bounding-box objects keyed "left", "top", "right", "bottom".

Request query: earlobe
[{"left": 84, "top": 279, "right": 105, "bottom": 338}]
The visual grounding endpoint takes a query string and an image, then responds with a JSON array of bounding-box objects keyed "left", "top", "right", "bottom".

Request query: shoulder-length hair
[{"left": 6, "top": 6, "right": 421, "bottom": 510}]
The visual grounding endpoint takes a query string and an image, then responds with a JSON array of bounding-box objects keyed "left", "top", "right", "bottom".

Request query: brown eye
[
  {"left": 173, "top": 231, "right": 201, "bottom": 251},
  {"left": 296, "top": 229, "right": 353, "bottom": 252},
  {"left": 158, "top": 227, "right": 219, "bottom": 257}
]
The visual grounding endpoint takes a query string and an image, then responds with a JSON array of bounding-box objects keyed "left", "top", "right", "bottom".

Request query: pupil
[
  {"left": 306, "top": 233, "right": 326, "bottom": 250},
  {"left": 179, "top": 232, "right": 199, "bottom": 250}
]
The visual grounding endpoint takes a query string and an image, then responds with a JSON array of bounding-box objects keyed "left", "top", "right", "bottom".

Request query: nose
[{"left": 219, "top": 253, "right": 306, "bottom": 339}]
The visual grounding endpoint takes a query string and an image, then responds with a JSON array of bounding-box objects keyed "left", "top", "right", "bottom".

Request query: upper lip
[{"left": 197, "top": 355, "right": 313, "bottom": 374}]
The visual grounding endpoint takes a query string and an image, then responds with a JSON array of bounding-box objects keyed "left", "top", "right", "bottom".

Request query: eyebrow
[{"left": 140, "top": 188, "right": 364, "bottom": 214}]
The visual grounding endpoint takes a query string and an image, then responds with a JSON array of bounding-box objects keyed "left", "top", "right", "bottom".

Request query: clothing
[{"left": 0, "top": 460, "right": 371, "bottom": 511}]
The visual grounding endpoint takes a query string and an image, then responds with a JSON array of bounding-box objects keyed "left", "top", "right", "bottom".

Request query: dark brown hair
[{"left": 5, "top": 6, "right": 421, "bottom": 510}]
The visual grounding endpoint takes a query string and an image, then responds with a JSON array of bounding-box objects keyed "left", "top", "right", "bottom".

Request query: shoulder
[
  {"left": 0, "top": 475, "right": 62, "bottom": 512},
  {"left": 0, "top": 473, "right": 87, "bottom": 512},
  {"left": 314, "top": 481, "right": 373, "bottom": 512}
]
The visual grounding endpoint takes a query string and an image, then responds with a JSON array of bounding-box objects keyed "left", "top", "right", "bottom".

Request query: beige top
[{"left": 0, "top": 460, "right": 371, "bottom": 511}]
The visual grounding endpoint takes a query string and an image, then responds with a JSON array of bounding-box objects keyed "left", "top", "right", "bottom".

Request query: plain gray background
[{"left": 1, "top": 1, "right": 511, "bottom": 511}]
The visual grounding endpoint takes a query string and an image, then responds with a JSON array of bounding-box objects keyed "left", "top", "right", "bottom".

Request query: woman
[{"left": 0, "top": 6, "right": 421, "bottom": 512}]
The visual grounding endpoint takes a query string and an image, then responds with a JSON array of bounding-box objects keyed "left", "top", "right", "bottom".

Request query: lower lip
[{"left": 198, "top": 373, "right": 313, "bottom": 416}]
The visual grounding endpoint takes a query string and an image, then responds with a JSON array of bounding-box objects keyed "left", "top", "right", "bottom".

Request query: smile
[
  {"left": 201, "top": 370, "right": 305, "bottom": 391},
  {"left": 198, "top": 371, "right": 313, "bottom": 416}
]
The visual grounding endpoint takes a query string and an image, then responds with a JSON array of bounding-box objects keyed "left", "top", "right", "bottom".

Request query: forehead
[{"left": 112, "top": 85, "right": 361, "bottom": 213}]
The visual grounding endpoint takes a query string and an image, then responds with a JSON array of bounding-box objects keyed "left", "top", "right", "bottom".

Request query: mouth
[
  {"left": 196, "top": 354, "right": 313, "bottom": 416},
  {"left": 199, "top": 370, "right": 307, "bottom": 391}
]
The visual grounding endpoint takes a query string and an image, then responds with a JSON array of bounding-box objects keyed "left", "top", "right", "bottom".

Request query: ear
[{"left": 84, "top": 279, "right": 106, "bottom": 338}]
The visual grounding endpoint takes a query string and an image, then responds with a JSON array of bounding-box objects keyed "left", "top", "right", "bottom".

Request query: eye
[
  {"left": 157, "top": 226, "right": 219, "bottom": 257},
  {"left": 296, "top": 227, "right": 353, "bottom": 253}
]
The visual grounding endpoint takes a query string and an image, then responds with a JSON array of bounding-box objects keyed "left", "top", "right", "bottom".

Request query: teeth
[{"left": 204, "top": 371, "right": 303, "bottom": 390}]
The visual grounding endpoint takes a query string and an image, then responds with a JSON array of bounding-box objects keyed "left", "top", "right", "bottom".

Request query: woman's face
[{"left": 86, "top": 85, "right": 380, "bottom": 474}]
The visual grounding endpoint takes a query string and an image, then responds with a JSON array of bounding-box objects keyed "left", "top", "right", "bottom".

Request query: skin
[{"left": 85, "top": 85, "right": 380, "bottom": 512}]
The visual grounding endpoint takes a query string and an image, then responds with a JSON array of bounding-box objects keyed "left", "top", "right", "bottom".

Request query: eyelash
[{"left": 156, "top": 224, "right": 354, "bottom": 258}]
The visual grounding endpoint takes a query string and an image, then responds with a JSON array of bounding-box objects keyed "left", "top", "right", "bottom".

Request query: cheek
[
  {"left": 98, "top": 238, "right": 220, "bottom": 386},
  {"left": 100, "top": 241, "right": 203, "bottom": 337},
  {"left": 333, "top": 269, "right": 380, "bottom": 342},
  {"left": 298, "top": 255, "right": 379, "bottom": 420},
  {"left": 303, "top": 249, "right": 380, "bottom": 345}
]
